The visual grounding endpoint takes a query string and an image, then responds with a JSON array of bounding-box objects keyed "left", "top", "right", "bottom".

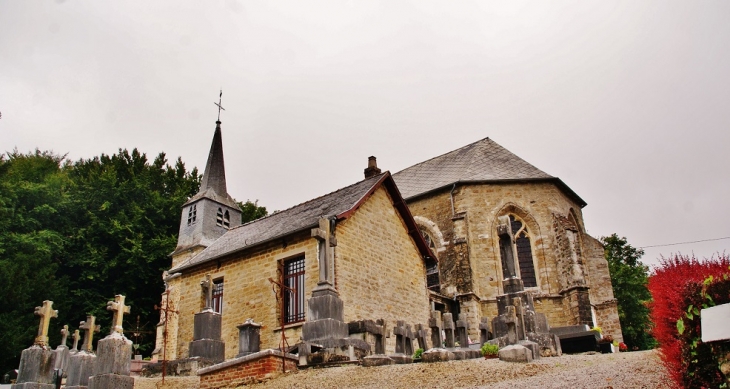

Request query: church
[{"left": 153, "top": 117, "right": 621, "bottom": 362}]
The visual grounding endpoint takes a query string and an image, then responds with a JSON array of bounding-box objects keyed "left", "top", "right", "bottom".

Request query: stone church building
[{"left": 154, "top": 120, "right": 621, "bottom": 362}]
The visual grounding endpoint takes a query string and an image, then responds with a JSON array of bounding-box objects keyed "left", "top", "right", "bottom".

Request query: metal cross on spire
[{"left": 214, "top": 89, "right": 225, "bottom": 121}]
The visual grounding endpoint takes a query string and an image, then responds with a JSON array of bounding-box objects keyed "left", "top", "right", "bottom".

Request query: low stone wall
[
  {"left": 197, "top": 349, "right": 297, "bottom": 389},
  {"left": 133, "top": 376, "right": 200, "bottom": 389}
]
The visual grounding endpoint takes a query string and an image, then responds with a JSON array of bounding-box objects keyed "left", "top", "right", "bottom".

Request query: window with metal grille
[
  {"left": 283, "top": 256, "right": 305, "bottom": 324},
  {"left": 187, "top": 204, "right": 197, "bottom": 226},
  {"left": 504, "top": 215, "right": 537, "bottom": 288},
  {"left": 212, "top": 279, "right": 223, "bottom": 314}
]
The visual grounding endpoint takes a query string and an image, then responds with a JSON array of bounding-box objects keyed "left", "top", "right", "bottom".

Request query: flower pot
[{"left": 483, "top": 354, "right": 499, "bottom": 359}]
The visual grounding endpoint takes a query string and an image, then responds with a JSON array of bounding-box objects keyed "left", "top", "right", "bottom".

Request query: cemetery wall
[
  {"left": 336, "top": 186, "right": 432, "bottom": 354},
  {"left": 133, "top": 376, "right": 200, "bottom": 389},
  {"left": 198, "top": 352, "right": 297, "bottom": 389}
]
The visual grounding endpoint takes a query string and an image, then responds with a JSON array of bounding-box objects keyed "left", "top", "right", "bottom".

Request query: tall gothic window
[
  {"left": 283, "top": 256, "right": 305, "bottom": 324},
  {"left": 420, "top": 229, "right": 441, "bottom": 292},
  {"left": 187, "top": 204, "right": 197, "bottom": 226},
  {"left": 212, "top": 278, "right": 224, "bottom": 314},
  {"left": 223, "top": 210, "right": 230, "bottom": 228},
  {"left": 500, "top": 215, "right": 537, "bottom": 288}
]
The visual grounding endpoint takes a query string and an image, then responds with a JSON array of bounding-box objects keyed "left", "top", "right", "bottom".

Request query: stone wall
[
  {"left": 168, "top": 233, "right": 319, "bottom": 360},
  {"left": 336, "top": 186, "right": 432, "bottom": 354},
  {"left": 405, "top": 181, "right": 622, "bottom": 338},
  {"left": 162, "top": 186, "right": 432, "bottom": 360},
  {"left": 133, "top": 376, "right": 200, "bottom": 389}
]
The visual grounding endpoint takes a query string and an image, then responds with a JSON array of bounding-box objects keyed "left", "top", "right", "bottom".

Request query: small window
[
  {"left": 187, "top": 204, "right": 197, "bottom": 226},
  {"left": 223, "top": 210, "right": 230, "bottom": 228},
  {"left": 212, "top": 279, "right": 223, "bottom": 314},
  {"left": 216, "top": 208, "right": 223, "bottom": 227},
  {"left": 283, "top": 256, "right": 305, "bottom": 324}
]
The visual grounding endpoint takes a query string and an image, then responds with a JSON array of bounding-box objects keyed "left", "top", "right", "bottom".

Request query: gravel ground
[{"left": 244, "top": 350, "right": 671, "bottom": 389}]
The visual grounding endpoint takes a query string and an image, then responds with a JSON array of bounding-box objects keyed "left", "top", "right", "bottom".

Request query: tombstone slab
[
  {"left": 189, "top": 311, "right": 224, "bottom": 362},
  {"left": 236, "top": 319, "right": 261, "bottom": 357},
  {"left": 421, "top": 348, "right": 454, "bottom": 363},
  {"left": 11, "top": 346, "right": 56, "bottom": 389},
  {"left": 361, "top": 355, "right": 394, "bottom": 367},
  {"left": 498, "top": 344, "right": 533, "bottom": 363},
  {"left": 65, "top": 351, "right": 96, "bottom": 389}
]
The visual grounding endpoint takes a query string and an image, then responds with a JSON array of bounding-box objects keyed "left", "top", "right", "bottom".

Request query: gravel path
[{"left": 244, "top": 350, "right": 671, "bottom": 389}]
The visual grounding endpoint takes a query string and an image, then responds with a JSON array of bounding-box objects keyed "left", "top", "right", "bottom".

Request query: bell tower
[{"left": 171, "top": 117, "right": 242, "bottom": 267}]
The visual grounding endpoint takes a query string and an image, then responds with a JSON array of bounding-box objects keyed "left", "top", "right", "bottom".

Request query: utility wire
[{"left": 639, "top": 236, "right": 730, "bottom": 249}]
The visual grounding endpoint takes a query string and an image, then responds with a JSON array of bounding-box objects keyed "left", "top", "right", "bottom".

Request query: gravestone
[
  {"left": 479, "top": 317, "right": 491, "bottom": 345},
  {"left": 236, "top": 319, "right": 261, "bottom": 357},
  {"left": 189, "top": 274, "right": 225, "bottom": 362},
  {"left": 12, "top": 301, "right": 58, "bottom": 389},
  {"left": 300, "top": 217, "right": 368, "bottom": 365},
  {"left": 87, "top": 295, "right": 134, "bottom": 389},
  {"left": 70, "top": 329, "right": 81, "bottom": 355},
  {"left": 389, "top": 321, "right": 412, "bottom": 364},
  {"left": 53, "top": 325, "right": 71, "bottom": 376},
  {"left": 428, "top": 311, "right": 444, "bottom": 349},
  {"left": 66, "top": 316, "right": 100, "bottom": 389},
  {"left": 359, "top": 319, "right": 394, "bottom": 367},
  {"left": 414, "top": 324, "right": 429, "bottom": 351},
  {"left": 442, "top": 313, "right": 455, "bottom": 348}
]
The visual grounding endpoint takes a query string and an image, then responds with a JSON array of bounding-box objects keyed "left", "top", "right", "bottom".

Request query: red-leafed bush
[{"left": 648, "top": 253, "right": 730, "bottom": 388}]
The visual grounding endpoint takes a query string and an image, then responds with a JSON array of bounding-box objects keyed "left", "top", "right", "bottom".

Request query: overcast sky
[{"left": 1, "top": 1, "right": 728, "bottom": 268}]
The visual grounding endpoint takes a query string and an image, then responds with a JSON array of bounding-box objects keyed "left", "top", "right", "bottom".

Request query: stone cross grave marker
[
  {"left": 414, "top": 323, "right": 429, "bottom": 350},
  {"left": 71, "top": 329, "right": 81, "bottom": 352},
  {"left": 374, "top": 319, "right": 387, "bottom": 355},
  {"left": 80, "top": 316, "right": 101, "bottom": 352},
  {"left": 201, "top": 274, "right": 213, "bottom": 311},
  {"left": 479, "top": 317, "right": 491, "bottom": 345},
  {"left": 456, "top": 318, "right": 469, "bottom": 348},
  {"left": 60, "top": 325, "right": 69, "bottom": 347},
  {"left": 311, "top": 216, "right": 337, "bottom": 287},
  {"left": 443, "top": 313, "right": 455, "bottom": 348},
  {"left": 504, "top": 305, "right": 518, "bottom": 345},
  {"left": 33, "top": 300, "right": 58, "bottom": 347},
  {"left": 404, "top": 324, "right": 414, "bottom": 356},
  {"left": 428, "top": 311, "right": 444, "bottom": 349},
  {"left": 497, "top": 215, "right": 518, "bottom": 279},
  {"left": 107, "top": 294, "right": 131, "bottom": 334},
  {"left": 393, "top": 321, "right": 408, "bottom": 354},
  {"left": 513, "top": 297, "right": 526, "bottom": 340}
]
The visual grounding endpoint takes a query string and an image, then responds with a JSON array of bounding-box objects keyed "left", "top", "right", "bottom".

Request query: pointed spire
[{"left": 199, "top": 120, "right": 228, "bottom": 197}]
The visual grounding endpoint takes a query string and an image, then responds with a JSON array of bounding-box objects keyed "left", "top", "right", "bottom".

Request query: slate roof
[
  {"left": 392, "top": 137, "right": 586, "bottom": 206},
  {"left": 184, "top": 121, "right": 239, "bottom": 209},
  {"left": 171, "top": 172, "right": 396, "bottom": 273}
]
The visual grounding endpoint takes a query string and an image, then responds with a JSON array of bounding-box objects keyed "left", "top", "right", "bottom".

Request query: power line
[{"left": 639, "top": 236, "right": 730, "bottom": 249}]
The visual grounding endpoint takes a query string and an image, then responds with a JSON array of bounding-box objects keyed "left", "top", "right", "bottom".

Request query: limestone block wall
[
  {"left": 336, "top": 187, "right": 432, "bottom": 354},
  {"left": 170, "top": 234, "right": 319, "bottom": 361}
]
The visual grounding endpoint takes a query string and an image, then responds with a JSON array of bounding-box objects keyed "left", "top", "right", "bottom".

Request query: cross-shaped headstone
[
  {"left": 497, "top": 215, "right": 518, "bottom": 279},
  {"left": 106, "top": 294, "right": 131, "bottom": 334},
  {"left": 71, "top": 329, "right": 81, "bottom": 352},
  {"left": 311, "top": 216, "right": 337, "bottom": 287},
  {"left": 504, "top": 305, "right": 518, "bottom": 345},
  {"left": 479, "top": 317, "right": 491, "bottom": 345},
  {"left": 79, "top": 316, "right": 101, "bottom": 352},
  {"left": 393, "top": 320, "right": 407, "bottom": 354},
  {"left": 414, "top": 323, "right": 429, "bottom": 350},
  {"left": 201, "top": 274, "right": 213, "bottom": 311},
  {"left": 33, "top": 300, "right": 58, "bottom": 347},
  {"left": 59, "top": 325, "right": 69, "bottom": 348},
  {"left": 429, "top": 311, "right": 444, "bottom": 348},
  {"left": 443, "top": 313, "right": 456, "bottom": 348}
]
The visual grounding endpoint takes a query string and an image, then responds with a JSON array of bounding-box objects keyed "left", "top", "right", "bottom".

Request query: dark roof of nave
[
  {"left": 392, "top": 137, "right": 586, "bottom": 207},
  {"left": 170, "top": 171, "right": 434, "bottom": 273}
]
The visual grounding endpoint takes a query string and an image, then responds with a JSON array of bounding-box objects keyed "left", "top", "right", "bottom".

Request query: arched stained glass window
[{"left": 500, "top": 215, "right": 537, "bottom": 288}]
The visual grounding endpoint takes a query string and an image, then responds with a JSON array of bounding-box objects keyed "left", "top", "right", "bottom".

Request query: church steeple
[
  {"left": 199, "top": 120, "right": 228, "bottom": 197},
  {"left": 171, "top": 99, "right": 242, "bottom": 266}
]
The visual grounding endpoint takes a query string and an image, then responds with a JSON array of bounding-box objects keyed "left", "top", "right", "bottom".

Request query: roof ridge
[{"left": 231, "top": 171, "right": 388, "bottom": 229}]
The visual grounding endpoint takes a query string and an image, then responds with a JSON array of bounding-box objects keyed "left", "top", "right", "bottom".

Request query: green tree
[
  {"left": 0, "top": 150, "right": 71, "bottom": 373},
  {"left": 238, "top": 200, "right": 267, "bottom": 224},
  {"left": 601, "top": 233, "right": 656, "bottom": 350}
]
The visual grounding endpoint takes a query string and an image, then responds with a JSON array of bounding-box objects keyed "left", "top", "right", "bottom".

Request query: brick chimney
[{"left": 364, "top": 156, "right": 382, "bottom": 179}]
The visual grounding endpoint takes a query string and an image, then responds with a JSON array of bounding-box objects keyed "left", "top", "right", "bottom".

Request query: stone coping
[{"left": 197, "top": 349, "right": 297, "bottom": 376}]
